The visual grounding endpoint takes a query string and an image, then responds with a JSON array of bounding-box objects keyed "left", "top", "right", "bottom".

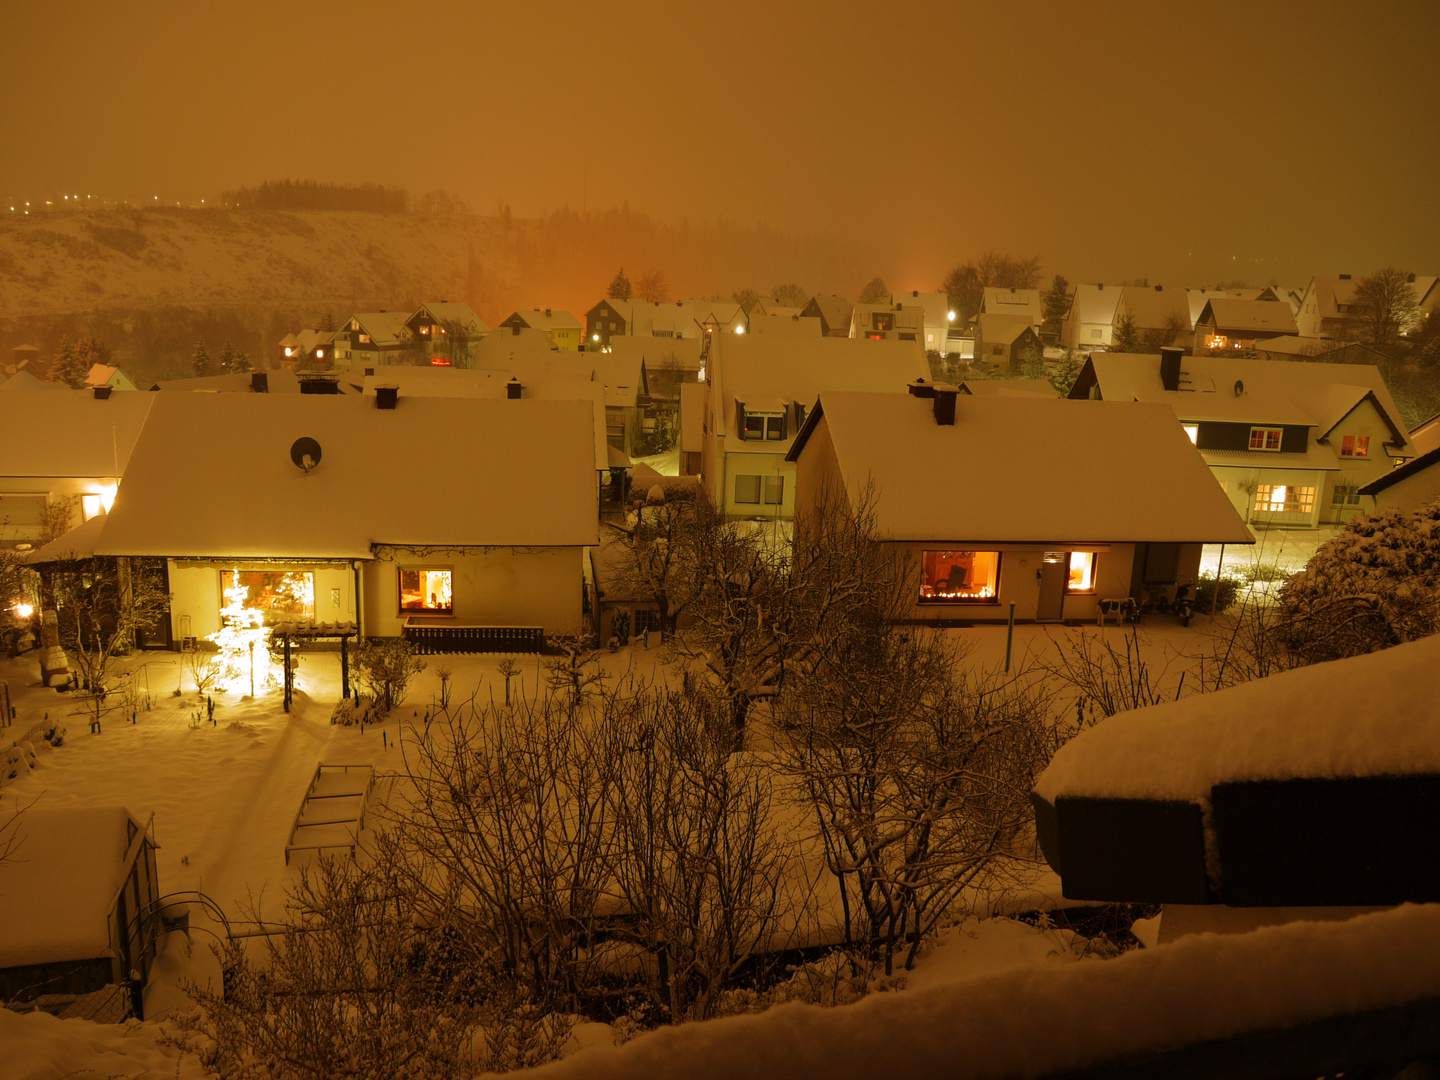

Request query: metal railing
[{"left": 402, "top": 621, "right": 544, "bottom": 654}]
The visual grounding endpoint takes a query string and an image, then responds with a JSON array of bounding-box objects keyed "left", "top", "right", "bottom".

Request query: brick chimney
[
  {"left": 250, "top": 371, "right": 269, "bottom": 393},
  {"left": 506, "top": 377, "right": 523, "bottom": 400},
  {"left": 375, "top": 385, "right": 399, "bottom": 409},
  {"left": 92, "top": 385, "right": 112, "bottom": 400},
  {"left": 907, "top": 377, "right": 936, "bottom": 398}
]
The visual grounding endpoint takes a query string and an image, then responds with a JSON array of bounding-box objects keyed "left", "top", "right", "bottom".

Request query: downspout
[{"left": 353, "top": 559, "right": 364, "bottom": 639}]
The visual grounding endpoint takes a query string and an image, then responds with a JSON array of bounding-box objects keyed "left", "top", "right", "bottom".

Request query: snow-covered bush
[
  {"left": 1278, "top": 501, "right": 1440, "bottom": 664},
  {"left": 1194, "top": 571, "right": 1241, "bottom": 616},
  {"left": 353, "top": 637, "right": 425, "bottom": 715},
  {"left": 329, "top": 694, "right": 378, "bottom": 726}
]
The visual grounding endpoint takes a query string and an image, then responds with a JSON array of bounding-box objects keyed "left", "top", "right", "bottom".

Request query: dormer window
[
  {"left": 744, "top": 413, "right": 786, "bottom": 440},
  {"left": 1248, "top": 426, "right": 1283, "bottom": 451},
  {"left": 359, "top": 333, "right": 372, "bottom": 345},
  {"left": 1340, "top": 434, "right": 1370, "bottom": 458}
]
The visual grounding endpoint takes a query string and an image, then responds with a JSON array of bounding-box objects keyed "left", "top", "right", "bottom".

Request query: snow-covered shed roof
[
  {"left": 709, "top": 335, "right": 930, "bottom": 445},
  {"left": 1067, "top": 283, "right": 1121, "bottom": 327},
  {"left": 801, "top": 295, "right": 855, "bottom": 333},
  {"left": 505, "top": 308, "right": 581, "bottom": 332},
  {"left": 0, "top": 390, "right": 155, "bottom": 478},
  {"left": 0, "top": 807, "right": 143, "bottom": 969},
  {"left": 1036, "top": 634, "right": 1440, "bottom": 807},
  {"left": 591, "top": 349, "right": 648, "bottom": 409},
  {"left": 958, "top": 379, "right": 1056, "bottom": 398},
  {"left": 787, "top": 392, "right": 1253, "bottom": 545},
  {"left": 603, "top": 334, "right": 703, "bottom": 373},
  {"left": 980, "top": 287, "right": 1042, "bottom": 324},
  {"left": 23, "top": 511, "right": 108, "bottom": 563},
  {"left": 1078, "top": 352, "right": 1414, "bottom": 453},
  {"left": 1252, "top": 334, "right": 1333, "bottom": 358},
  {"left": 412, "top": 301, "right": 488, "bottom": 333},
  {"left": 1195, "top": 298, "right": 1298, "bottom": 335},
  {"left": 92, "top": 394, "right": 600, "bottom": 559}
]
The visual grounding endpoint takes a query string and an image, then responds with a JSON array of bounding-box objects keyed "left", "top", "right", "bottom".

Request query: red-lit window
[
  {"left": 1249, "top": 427, "right": 1283, "bottom": 451},
  {"left": 399, "top": 568, "right": 453, "bottom": 614},
  {"left": 1340, "top": 434, "right": 1369, "bottom": 457}
]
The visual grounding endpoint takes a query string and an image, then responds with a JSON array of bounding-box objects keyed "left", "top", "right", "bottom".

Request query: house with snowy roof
[
  {"left": 1184, "top": 287, "right": 1260, "bottom": 330},
  {"left": 1069, "top": 349, "right": 1416, "bottom": 527},
  {"left": 42, "top": 393, "right": 599, "bottom": 649},
  {"left": 891, "top": 289, "right": 954, "bottom": 354},
  {"left": 0, "top": 389, "right": 154, "bottom": 545},
  {"left": 1113, "top": 285, "right": 1192, "bottom": 349},
  {"left": 800, "top": 295, "right": 855, "bottom": 338},
  {"left": 599, "top": 335, "right": 702, "bottom": 402},
  {"left": 498, "top": 308, "right": 582, "bottom": 352},
  {"left": 786, "top": 383, "right": 1252, "bottom": 624},
  {"left": 331, "top": 311, "right": 409, "bottom": 366},
  {"left": 83, "top": 363, "right": 136, "bottom": 392},
  {"left": 973, "top": 313, "right": 1043, "bottom": 373},
  {"left": 695, "top": 335, "right": 932, "bottom": 520},
  {"left": 279, "top": 327, "right": 337, "bottom": 369},
  {"left": 1193, "top": 299, "right": 1298, "bottom": 352},
  {"left": 404, "top": 302, "right": 490, "bottom": 365},
  {"left": 1060, "top": 283, "right": 1121, "bottom": 349},
  {"left": 584, "top": 300, "right": 710, "bottom": 348},
  {"left": 847, "top": 301, "right": 924, "bottom": 343},
  {"left": 979, "top": 286, "right": 1042, "bottom": 327}
]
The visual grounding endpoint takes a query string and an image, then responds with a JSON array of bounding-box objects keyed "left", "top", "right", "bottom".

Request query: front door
[{"left": 1037, "top": 552, "right": 1067, "bottom": 621}]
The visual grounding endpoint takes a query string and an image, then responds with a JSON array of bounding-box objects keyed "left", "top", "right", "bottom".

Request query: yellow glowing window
[
  {"left": 919, "top": 550, "right": 1001, "bottom": 604},
  {"left": 419, "top": 324, "right": 430, "bottom": 335},
  {"left": 1249, "top": 427, "right": 1283, "bottom": 451},
  {"left": 1067, "top": 552, "right": 1096, "bottom": 593},
  {"left": 1182, "top": 424, "right": 1198, "bottom": 444},
  {"left": 80, "top": 493, "right": 102, "bottom": 521},
  {"left": 399, "top": 568, "right": 453, "bottom": 614},
  {"left": 219, "top": 570, "right": 315, "bottom": 624},
  {"left": 1255, "top": 484, "right": 1315, "bottom": 514}
]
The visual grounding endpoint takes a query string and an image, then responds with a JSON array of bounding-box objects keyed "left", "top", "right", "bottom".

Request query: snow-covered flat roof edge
[
  {"left": 875, "top": 534, "right": 1256, "bottom": 547},
  {"left": 522, "top": 904, "right": 1440, "bottom": 1080}
]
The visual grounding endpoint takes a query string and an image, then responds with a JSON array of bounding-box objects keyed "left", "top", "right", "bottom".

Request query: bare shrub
[{"left": 354, "top": 637, "right": 425, "bottom": 714}]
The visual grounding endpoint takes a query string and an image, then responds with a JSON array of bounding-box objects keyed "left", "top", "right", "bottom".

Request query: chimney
[
  {"left": 932, "top": 383, "right": 958, "bottom": 425},
  {"left": 92, "top": 385, "right": 112, "bottom": 399},
  {"left": 299, "top": 374, "right": 340, "bottom": 394},
  {"left": 545, "top": 308, "right": 552, "bottom": 316},
  {"left": 1339, "top": 274, "right": 1352, "bottom": 280},
  {"left": 1160, "top": 346, "right": 1184, "bottom": 391},
  {"left": 376, "top": 385, "right": 399, "bottom": 409},
  {"left": 1097, "top": 282, "right": 1104, "bottom": 290},
  {"left": 1154, "top": 284, "right": 1164, "bottom": 292},
  {"left": 1409, "top": 273, "right": 1417, "bottom": 283},
  {"left": 907, "top": 377, "right": 936, "bottom": 398},
  {"left": 250, "top": 371, "right": 269, "bottom": 393},
  {"left": 506, "top": 377, "right": 523, "bottom": 400}
]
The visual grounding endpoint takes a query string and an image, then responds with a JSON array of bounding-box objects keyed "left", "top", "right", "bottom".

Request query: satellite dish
[
  {"left": 1234, "top": 379, "right": 1245, "bottom": 397},
  {"left": 290, "top": 437, "right": 322, "bottom": 473}
]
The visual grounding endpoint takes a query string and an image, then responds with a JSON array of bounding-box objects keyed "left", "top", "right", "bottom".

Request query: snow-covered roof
[
  {"left": 1035, "top": 634, "right": 1440, "bottom": 807},
  {"left": 1067, "top": 283, "right": 1121, "bottom": 326},
  {"left": 1252, "top": 334, "right": 1333, "bottom": 358},
  {"left": 1195, "top": 298, "right": 1297, "bottom": 335},
  {"left": 92, "top": 394, "right": 600, "bottom": 559},
  {"left": 604, "top": 334, "right": 703, "bottom": 373},
  {"left": 980, "top": 287, "right": 1041, "bottom": 324},
  {"left": 789, "top": 392, "right": 1253, "bottom": 545},
  {"left": 504, "top": 308, "right": 581, "bottom": 332},
  {"left": 958, "top": 379, "right": 1057, "bottom": 398},
  {"left": 710, "top": 335, "right": 930, "bottom": 449},
  {"left": 341, "top": 311, "right": 409, "bottom": 346},
  {"left": 470, "top": 326, "right": 564, "bottom": 366},
  {"left": 591, "top": 349, "right": 647, "bottom": 409},
  {"left": 802, "top": 295, "right": 855, "bottom": 333},
  {"left": 1080, "top": 352, "right": 1414, "bottom": 453},
  {"left": 0, "top": 807, "right": 142, "bottom": 969},
  {"left": 412, "top": 301, "right": 488, "bottom": 333},
  {"left": 23, "top": 511, "right": 108, "bottom": 563},
  {"left": 1116, "top": 285, "right": 1189, "bottom": 331},
  {"left": 151, "top": 371, "right": 325, "bottom": 393},
  {"left": 975, "top": 313, "right": 1034, "bottom": 348},
  {"left": 0, "top": 371, "right": 63, "bottom": 392},
  {"left": 748, "top": 313, "right": 823, "bottom": 337},
  {"left": 0, "top": 390, "right": 155, "bottom": 478}
]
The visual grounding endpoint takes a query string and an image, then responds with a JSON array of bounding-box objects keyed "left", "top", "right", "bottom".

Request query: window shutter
[
  {"left": 777, "top": 409, "right": 788, "bottom": 440},
  {"left": 735, "top": 399, "right": 747, "bottom": 440}
]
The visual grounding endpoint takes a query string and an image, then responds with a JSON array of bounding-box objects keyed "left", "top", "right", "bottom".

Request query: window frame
[
  {"left": 1066, "top": 551, "right": 1097, "bottom": 594},
  {"left": 1254, "top": 484, "right": 1316, "bottom": 515},
  {"left": 397, "top": 566, "right": 455, "bottom": 616},
  {"left": 1248, "top": 426, "right": 1284, "bottom": 452},
  {"left": 1340, "top": 434, "right": 1370, "bottom": 458},
  {"left": 734, "top": 474, "right": 762, "bottom": 505},
  {"left": 918, "top": 549, "right": 1002, "bottom": 605}
]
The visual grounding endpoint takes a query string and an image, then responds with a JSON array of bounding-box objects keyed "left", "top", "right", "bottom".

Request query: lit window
[
  {"left": 80, "top": 493, "right": 102, "bottom": 520},
  {"left": 1249, "top": 427, "right": 1284, "bottom": 451},
  {"left": 1254, "top": 484, "right": 1315, "bottom": 514},
  {"left": 1182, "top": 424, "right": 1198, "bottom": 444},
  {"left": 1067, "top": 552, "right": 1096, "bottom": 593},
  {"left": 359, "top": 333, "right": 372, "bottom": 345},
  {"left": 1340, "top": 434, "right": 1369, "bottom": 458},
  {"left": 219, "top": 570, "right": 315, "bottom": 624},
  {"left": 399, "top": 568, "right": 453, "bottom": 614},
  {"left": 919, "top": 550, "right": 1001, "bottom": 603},
  {"left": 419, "top": 325, "right": 430, "bottom": 335}
]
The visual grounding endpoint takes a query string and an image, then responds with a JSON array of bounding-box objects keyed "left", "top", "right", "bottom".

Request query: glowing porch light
[
  {"left": 315, "top": 348, "right": 323, "bottom": 358},
  {"left": 99, "top": 483, "right": 118, "bottom": 512},
  {"left": 284, "top": 347, "right": 293, "bottom": 356},
  {"left": 734, "top": 325, "right": 745, "bottom": 334},
  {"left": 14, "top": 603, "right": 34, "bottom": 619},
  {"left": 947, "top": 311, "right": 956, "bottom": 321},
  {"left": 592, "top": 333, "right": 600, "bottom": 341}
]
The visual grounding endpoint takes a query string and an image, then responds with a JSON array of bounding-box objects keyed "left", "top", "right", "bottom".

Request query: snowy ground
[{"left": 0, "top": 613, "right": 1279, "bottom": 1077}]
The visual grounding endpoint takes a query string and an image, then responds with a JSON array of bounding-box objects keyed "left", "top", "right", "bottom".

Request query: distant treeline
[{"left": 220, "top": 180, "right": 411, "bottom": 213}]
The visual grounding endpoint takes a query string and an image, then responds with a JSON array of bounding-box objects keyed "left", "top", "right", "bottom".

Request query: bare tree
[
  {"left": 49, "top": 555, "right": 170, "bottom": 729},
  {"left": 769, "top": 283, "right": 808, "bottom": 308},
  {"left": 857, "top": 277, "right": 889, "bottom": 304},
  {"left": 731, "top": 287, "right": 760, "bottom": 312},
  {"left": 605, "top": 485, "right": 701, "bottom": 638},
  {"left": 941, "top": 252, "right": 1042, "bottom": 325},
  {"left": 1353, "top": 267, "right": 1421, "bottom": 348},
  {"left": 636, "top": 269, "right": 669, "bottom": 303}
]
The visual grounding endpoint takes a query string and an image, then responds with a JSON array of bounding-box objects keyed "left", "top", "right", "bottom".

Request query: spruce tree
[
  {"left": 48, "top": 337, "right": 89, "bottom": 388},
  {"left": 231, "top": 350, "right": 252, "bottom": 374},
  {"left": 1020, "top": 339, "right": 1046, "bottom": 380},
  {"left": 192, "top": 341, "right": 214, "bottom": 378},
  {"left": 1049, "top": 349, "right": 1082, "bottom": 396},
  {"left": 1041, "top": 275, "right": 1070, "bottom": 341},
  {"left": 1111, "top": 312, "right": 1140, "bottom": 352},
  {"left": 218, "top": 341, "right": 236, "bottom": 374},
  {"left": 608, "top": 268, "right": 633, "bottom": 300}
]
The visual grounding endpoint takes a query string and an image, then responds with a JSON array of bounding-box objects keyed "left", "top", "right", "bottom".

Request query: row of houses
[{"left": 8, "top": 331, "right": 1435, "bottom": 642}]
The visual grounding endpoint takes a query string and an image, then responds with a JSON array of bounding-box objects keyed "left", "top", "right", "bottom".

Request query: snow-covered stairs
[{"left": 284, "top": 763, "right": 375, "bottom": 865}]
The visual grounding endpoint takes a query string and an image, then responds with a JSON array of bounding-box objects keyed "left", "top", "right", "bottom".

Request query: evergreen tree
[
  {"left": 192, "top": 341, "right": 215, "bottom": 378},
  {"left": 47, "top": 336, "right": 88, "bottom": 388},
  {"left": 1111, "top": 312, "right": 1140, "bottom": 352},
  {"left": 230, "top": 350, "right": 252, "bottom": 374},
  {"left": 218, "top": 341, "right": 236, "bottom": 374},
  {"left": 318, "top": 310, "right": 336, "bottom": 333},
  {"left": 1020, "top": 340, "right": 1046, "bottom": 380},
  {"left": 608, "top": 268, "right": 633, "bottom": 300},
  {"left": 1041, "top": 275, "right": 1070, "bottom": 341},
  {"left": 1049, "top": 349, "right": 1082, "bottom": 396}
]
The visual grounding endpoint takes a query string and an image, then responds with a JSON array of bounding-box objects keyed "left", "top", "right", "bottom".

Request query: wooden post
[{"left": 283, "top": 633, "right": 292, "bottom": 713}]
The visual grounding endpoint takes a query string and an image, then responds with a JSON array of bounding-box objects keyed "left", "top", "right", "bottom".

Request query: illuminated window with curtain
[
  {"left": 219, "top": 570, "right": 315, "bottom": 624},
  {"left": 1249, "top": 427, "right": 1283, "bottom": 451},
  {"left": 399, "top": 568, "right": 453, "bottom": 614},
  {"left": 1340, "top": 435, "right": 1370, "bottom": 458},
  {"left": 1254, "top": 484, "right": 1315, "bottom": 514},
  {"left": 1067, "top": 552, "right": 1097, "bottom": 593}
]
